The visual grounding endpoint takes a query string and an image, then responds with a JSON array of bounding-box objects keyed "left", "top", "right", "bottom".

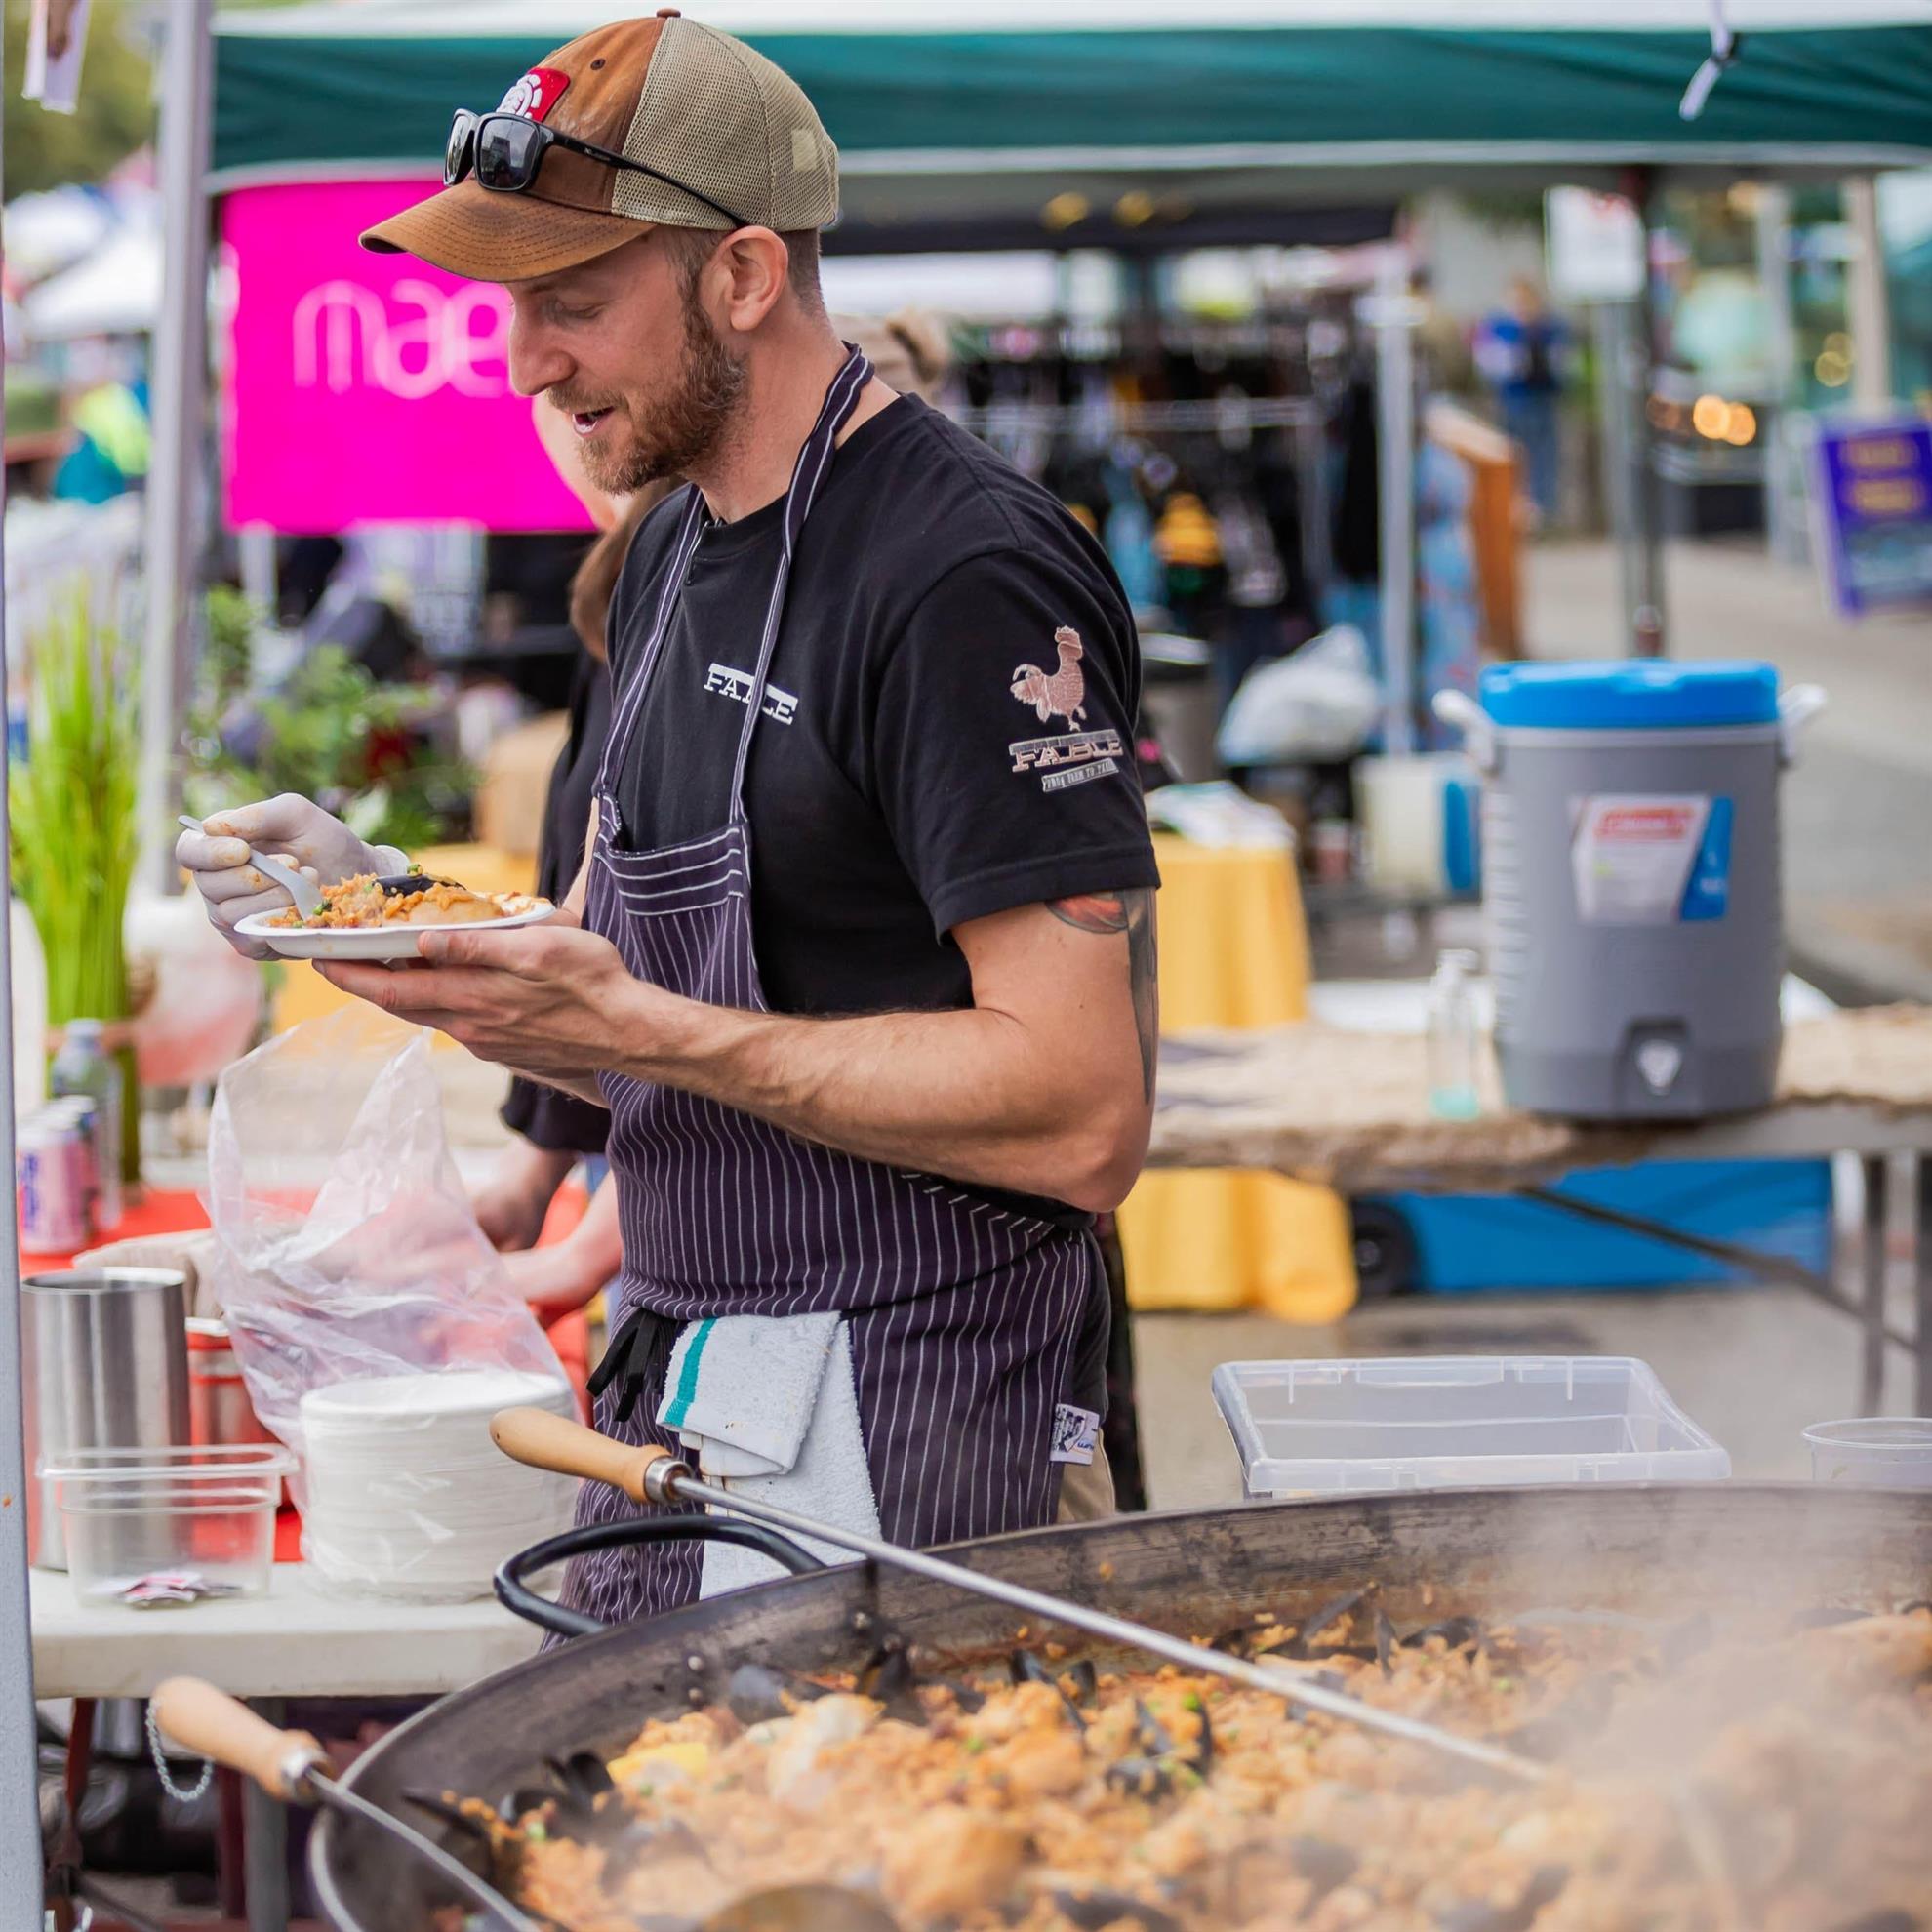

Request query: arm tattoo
[{"left": 1047, "top": 888, "right": 1159, "bottom": 1100}]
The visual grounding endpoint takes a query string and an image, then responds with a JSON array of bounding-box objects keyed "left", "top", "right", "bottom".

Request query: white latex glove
[
  {"left": 176, "top": 794, "right": 407, "bottom": 959},
  {"left": 76, "top": 1229, "right": 224, "bottom": 1319}
]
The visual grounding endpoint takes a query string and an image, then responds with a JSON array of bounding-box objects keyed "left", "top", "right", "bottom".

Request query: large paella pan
[{"left": 292, "top": 1484, "right": 1932, "bottom": 1932}]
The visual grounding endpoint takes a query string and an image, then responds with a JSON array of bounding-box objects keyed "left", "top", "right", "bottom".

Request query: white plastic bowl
[{"left": 1803, "top": 1418, "right": 1932, "bottom": 1488}]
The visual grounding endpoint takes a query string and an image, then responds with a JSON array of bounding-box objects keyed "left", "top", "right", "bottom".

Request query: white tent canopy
[{"left": 21, "top": 226, "right": 163, "bottom": 342}]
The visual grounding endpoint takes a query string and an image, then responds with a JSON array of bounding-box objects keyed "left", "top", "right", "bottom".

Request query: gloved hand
[
  {"left": 176, "top": 794, "right": 407, "bottom": 959},
  {"left": 76, "top": 1229, "right": 224, "bottom": 1319}
]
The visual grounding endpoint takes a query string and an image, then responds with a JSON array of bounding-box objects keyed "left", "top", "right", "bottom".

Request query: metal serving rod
[
  {"left": 490, "top": 1407, "right": 1544, "bottom": 1785},
  {"left": 150, "top": 1678, "right": 544, "bottom": 1932}
]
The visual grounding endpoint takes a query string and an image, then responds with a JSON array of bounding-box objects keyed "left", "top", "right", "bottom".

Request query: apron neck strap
[
  {"left": 728, "top": 343, "right": 873, "bottom": 815},
  {"left": 596, "top": 484, "right": 707, "bottom": 807}
]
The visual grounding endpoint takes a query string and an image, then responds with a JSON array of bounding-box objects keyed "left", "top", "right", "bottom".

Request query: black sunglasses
[{"left": 445, "top": 109, "right": 748, "bottom": 231}]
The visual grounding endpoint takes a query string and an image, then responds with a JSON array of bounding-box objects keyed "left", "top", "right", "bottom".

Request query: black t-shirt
[
  {"left": 603, "top": 394, "right": 1160, "bottom": 1226},
  {"left": 605, "top": 393, "right": 1159, "bottom": 1019}
]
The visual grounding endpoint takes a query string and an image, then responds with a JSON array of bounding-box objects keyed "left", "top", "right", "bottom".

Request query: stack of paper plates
[{"left": 300, "top": 1368, "right": 576, "bottom": 1601}]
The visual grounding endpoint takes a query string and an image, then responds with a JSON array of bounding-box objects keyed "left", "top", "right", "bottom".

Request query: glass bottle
[{"left": 1427, "top": 949, "right": 1482, "bottom": 1121}]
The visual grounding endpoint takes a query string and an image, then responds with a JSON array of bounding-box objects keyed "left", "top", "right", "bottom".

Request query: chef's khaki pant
[{"left": 1056, "top": 1442, "right": 1116, "bottom": 1523}]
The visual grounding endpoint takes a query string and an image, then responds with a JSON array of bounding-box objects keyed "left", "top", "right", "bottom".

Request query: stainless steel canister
[
  {"left": 185, "top": 1317, "right": 274, "bottom": 1451},
  {"left": 21, "top": 1268, "right": 191, "bottom": 1569}
]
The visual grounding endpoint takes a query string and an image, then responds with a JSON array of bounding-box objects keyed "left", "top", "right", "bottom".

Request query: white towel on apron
[{"left": 659, "top": 1312, "right": 882, "bottom": 1596}]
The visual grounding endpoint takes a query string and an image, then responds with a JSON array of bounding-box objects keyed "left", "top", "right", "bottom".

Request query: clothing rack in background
[{"left": 946, "top": 394, "right": 1333, "bottom": 611}]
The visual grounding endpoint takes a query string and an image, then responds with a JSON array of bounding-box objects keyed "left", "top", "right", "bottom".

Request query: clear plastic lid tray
[{"left": 1211, "top": 1355, "right": 1730, "bottom": 1499}]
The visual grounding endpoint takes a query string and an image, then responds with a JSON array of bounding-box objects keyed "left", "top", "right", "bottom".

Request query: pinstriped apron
[{"left": 563, "top": 347, "right": 1094, "bottom": 1628}]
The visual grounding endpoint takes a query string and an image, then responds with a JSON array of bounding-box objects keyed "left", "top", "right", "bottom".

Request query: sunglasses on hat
[{"left": 444, "top": 109, "right": 749, "bottom": 230}]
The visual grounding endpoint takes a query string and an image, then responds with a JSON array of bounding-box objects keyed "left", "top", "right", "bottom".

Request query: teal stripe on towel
[{"left": 663, "top": 1318, "right": 715, "bottom": 1431}]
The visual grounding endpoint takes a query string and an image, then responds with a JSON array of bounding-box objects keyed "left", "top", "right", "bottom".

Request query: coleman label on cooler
[{"left": 1569, "top": 793, "right": 1733, "bottom": 925}]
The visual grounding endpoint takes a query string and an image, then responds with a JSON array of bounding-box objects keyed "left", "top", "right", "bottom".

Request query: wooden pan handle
[
  {"left": 490, "top": 1405, "right": 675, "bottom": 1503},
  {"left": 152, "top": 1677, "right": 325, "bottom": 1801}
]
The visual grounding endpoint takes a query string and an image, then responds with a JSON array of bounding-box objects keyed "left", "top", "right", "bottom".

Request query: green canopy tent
[{"left": 213, "top": 0, "right": 1932, "bottom": 246}]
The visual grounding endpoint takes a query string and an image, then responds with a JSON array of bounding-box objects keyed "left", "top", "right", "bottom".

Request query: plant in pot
[{"left": 10, "top": 586, "right": 141, "bottom": 1185}]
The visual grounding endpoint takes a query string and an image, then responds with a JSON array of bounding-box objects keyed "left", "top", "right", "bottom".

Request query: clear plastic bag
[{"left": 205, "top": 1006, "right": 574, "bottom": 1599}]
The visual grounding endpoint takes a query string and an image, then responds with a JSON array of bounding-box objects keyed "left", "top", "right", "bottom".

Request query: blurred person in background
[
  {"left": 1411, "top": 266, "right": 1476, "bottom": 398},
  {"left": 1475, "top": 274, "right": 1570, "bottom": 529},
  {"left": 51, "top": 366, "right": 148, "bottom": 503}
]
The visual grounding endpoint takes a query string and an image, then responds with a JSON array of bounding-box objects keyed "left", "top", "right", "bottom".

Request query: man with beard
[{"left": 177, "top": 14, "right": 1158, "bottom": 1626}]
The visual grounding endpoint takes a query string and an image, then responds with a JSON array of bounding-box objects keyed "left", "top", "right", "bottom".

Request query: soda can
[
  {"left": 46, "top": 1098, "right": 102, "bottom": 1237},
  {"left": 43, "top": 1101, "right": 100, "bottom": 1244},
  {"left": 19, "top": 1111, "right": 88, "bottom": 1252},
  {"left": 49, "top": 1091, "right": 119, "bottom": 1235}
]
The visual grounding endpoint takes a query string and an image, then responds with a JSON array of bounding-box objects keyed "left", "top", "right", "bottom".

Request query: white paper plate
[
  {"left": 235, "top": 902, "right": 556, "bottom": 962},
  {"left": 302, "top": 1368, "right": 570, "bottom": 1424},
  {"left": 299, "top": 1370, "right": 575, "bottom": 1598}
]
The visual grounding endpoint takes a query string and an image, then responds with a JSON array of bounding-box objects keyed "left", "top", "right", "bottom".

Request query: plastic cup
[{"left": 1802, "top": 1418, "right": 1932, "bottom": 1488}]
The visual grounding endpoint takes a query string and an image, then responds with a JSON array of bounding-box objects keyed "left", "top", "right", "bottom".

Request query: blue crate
[{"left": 1365, "top": 1159, "right": 1831, "bottom": 1294}]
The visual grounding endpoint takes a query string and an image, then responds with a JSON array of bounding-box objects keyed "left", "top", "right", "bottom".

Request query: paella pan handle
[
  {"left": 151, "top": 1675, "right": 326, "bottom": 1799},
  {"left": 153, "top": 1676, "right": 544, "bottom": 1932},
  {"left": 491, "top": 1404, "right": 675, "bottom": 1501},
  {"left": 497, "top": 1514, "right": 826, "bottom": 1638}
]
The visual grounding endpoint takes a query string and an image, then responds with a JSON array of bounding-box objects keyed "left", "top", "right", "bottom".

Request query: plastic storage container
[
  {"left": 45, "top": 1442, "right": 293, "bottom": 1605},
  {"left": 1435, "top": 663, "right": 1824, "bottom": 1119},
  {"left": 1803, "top": 1418, "right": 1932, "bottom": 1489},
  {"left": 1212, "top": 1355, "right": 1730, "bottom": 1500}
]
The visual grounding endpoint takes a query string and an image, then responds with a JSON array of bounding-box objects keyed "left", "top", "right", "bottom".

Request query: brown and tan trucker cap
[{"left": 361, "top": 11, "right": 840, "bottom": 283}]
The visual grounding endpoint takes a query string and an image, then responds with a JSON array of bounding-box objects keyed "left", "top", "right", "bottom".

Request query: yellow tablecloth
[{"left": 1114, "top": 835, "right": 1357, "bottom": 1321}]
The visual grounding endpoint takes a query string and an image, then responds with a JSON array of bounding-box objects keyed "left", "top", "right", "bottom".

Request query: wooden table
[{"left": 1148, "top": 1006, "right": 1932, "bottom": 1410}]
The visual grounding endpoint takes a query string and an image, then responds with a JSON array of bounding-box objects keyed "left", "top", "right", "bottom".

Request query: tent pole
[
  {"left": 1373, "top": 241, "right": 1417, "bottom": 752},
  {"left": 1591, "top": 297, "right": 1644, "bottom": 656},
  {"left": 237, "top": 525, "right": 277, "bottom": 618},
  {"left": 1630, "top": 169, "right": 1666, "bottom": 657},
  {"left": 1754, "top": 183, "right": 1806, "bottom": 567},
  {"left": 0, "top": 56, "right": 47, "bottom": 1932},
  {"left": 138, "top": 0, "right": 216, "bottom": 893},
  {"left": 1843, "top": 176, "right": 1894, "bottom": 412}
]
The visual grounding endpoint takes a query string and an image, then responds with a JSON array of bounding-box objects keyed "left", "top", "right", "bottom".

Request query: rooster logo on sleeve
[{"left": 1010, "top": 627, "right": 1088, "bottom": 729}]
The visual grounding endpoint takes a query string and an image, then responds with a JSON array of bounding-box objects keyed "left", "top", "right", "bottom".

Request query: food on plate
[
  {"left": 268, "top": 874, "right": 548, "bottom": 931},
  {"left": 429, "top": 1596, "right": 1932, "bottom": 1932}
]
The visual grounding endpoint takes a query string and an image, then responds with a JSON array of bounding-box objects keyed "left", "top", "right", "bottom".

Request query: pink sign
[{"left": 221, "top": 179, "right": 594, "bottom": 534}]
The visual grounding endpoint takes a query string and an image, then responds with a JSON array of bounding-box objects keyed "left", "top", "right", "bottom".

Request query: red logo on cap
[{"left": 499, "top": 66, "right": 571, "bottom": 122}]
